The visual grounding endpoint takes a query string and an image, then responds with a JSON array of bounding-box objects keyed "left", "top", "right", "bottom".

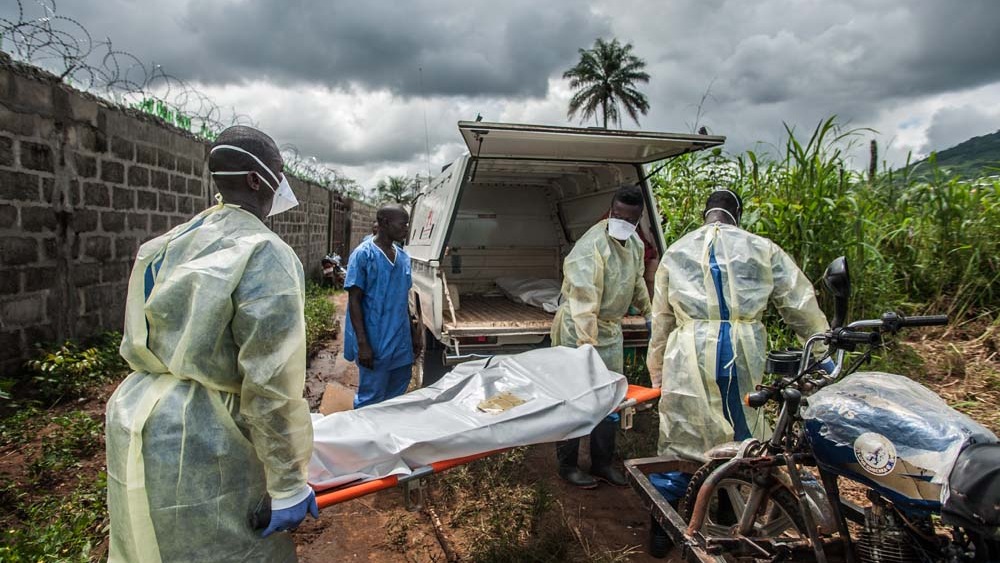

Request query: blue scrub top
[{"left": 344, "top": 239, "right": 414, "bottom": 370}]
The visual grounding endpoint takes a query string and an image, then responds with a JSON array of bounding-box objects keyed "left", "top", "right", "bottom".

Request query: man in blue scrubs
[{"left": 344, "top": 204, "right": 418, "bottom": 408}]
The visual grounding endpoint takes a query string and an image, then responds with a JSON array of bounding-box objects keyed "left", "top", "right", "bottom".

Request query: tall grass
[{"left": 652, "top": 117, "right": 1000, "bottom": 329}]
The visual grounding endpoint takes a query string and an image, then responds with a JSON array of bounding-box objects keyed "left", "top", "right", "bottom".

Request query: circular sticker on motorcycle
[{"left": 853, "top": 432, "right": 897, "bottom": 476}]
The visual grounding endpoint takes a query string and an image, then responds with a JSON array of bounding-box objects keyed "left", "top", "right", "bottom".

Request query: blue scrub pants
[{"left": 354, "top": 364, "right": 412, "bottom": 408}]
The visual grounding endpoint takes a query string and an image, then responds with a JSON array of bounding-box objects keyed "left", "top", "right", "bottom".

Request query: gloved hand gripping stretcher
[{"left": 307, "top": 346, "right": 660, "bottom": 511}]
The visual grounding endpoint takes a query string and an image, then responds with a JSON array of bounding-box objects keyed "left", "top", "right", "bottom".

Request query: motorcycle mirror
[{"left": 823, "top": 256, "right": 850, "bottom": 329}]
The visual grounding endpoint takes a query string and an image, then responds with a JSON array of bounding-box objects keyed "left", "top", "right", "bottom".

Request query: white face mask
[
  {"left": 607, "top": 218, "right": 638, "bottom": 241},
  {"left": 267, "top": 175, "right": 298, "bottom": 217},
  {"left": 209, "top": 144, "right": 299, "bottom": 217}
]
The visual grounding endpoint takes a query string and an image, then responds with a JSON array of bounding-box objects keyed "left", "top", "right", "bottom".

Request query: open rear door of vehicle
[{"left": 458, "top": 121, "right": 725, "bottom": 164}]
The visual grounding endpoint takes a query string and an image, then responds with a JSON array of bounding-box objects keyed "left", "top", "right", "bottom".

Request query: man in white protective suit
[
  {"left": 106, "top": 126, "right": 317, "bottom": 562},
  {"left": 551, "top": 184, "right": 653, "bottom": 489},
  {"left": 646, "top": 189, "right": 832, "bottom": 503}
]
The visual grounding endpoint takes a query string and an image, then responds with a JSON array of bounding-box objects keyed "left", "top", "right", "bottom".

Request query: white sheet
[
  {"left": 495, "top": 276, "right": 562, "bottom": 313},
  {"left": 308, "top": 345, "right": 626, "bottom": 490}
]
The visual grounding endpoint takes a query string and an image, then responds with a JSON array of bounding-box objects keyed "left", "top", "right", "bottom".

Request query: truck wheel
[{"left": 419, "top": 328, "right": 448, "bottom": 387}]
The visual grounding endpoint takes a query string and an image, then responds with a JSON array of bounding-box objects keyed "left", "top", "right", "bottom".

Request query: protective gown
[
  {"left": 552, "top": 220, "right": 652, "bottom": 373},
  {"left": 106, "top": 204, "right": 313, "bottom": 562},
  {"left": 648, "top": 223, "right": 829, "bottom": 461}
]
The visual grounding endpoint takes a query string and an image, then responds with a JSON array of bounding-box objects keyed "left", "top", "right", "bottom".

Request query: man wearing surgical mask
[
  {"left": 550, "top": 183, "right": 653, "bottom": 489},
  {"left": 106, "top": 126, "right": 316, "bottom": 562}
]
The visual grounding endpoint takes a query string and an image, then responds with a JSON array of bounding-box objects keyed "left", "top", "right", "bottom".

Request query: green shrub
[
  {"left": 0, "top": 473, "right": 108, "bottom": 562},
  {"left": 304, "top": 283, "right": 338, "bottom": 353},
  {"left": 18, "top": 332, "right": 128, "bottom": 404},
  {"left": 0, "top": 404, "right": 44, "bottom": 447}
]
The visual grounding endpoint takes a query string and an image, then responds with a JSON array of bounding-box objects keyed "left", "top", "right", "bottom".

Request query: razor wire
[{"left": 0, "top": 0, "right": 347, "bottom": 190}]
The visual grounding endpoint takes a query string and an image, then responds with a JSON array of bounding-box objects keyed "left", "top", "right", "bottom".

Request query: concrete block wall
[
  {"left": 0, "top": 56, "right": 212, "bottom": 374},
  {"left": 266, "top": 177, "right": 332, "bottom": 276},
  {"left": 347, "top": 199, "right": 377, "bottom": 255},
  {"left": 0, "top": 55, "right": 366, "bottom": 373}
]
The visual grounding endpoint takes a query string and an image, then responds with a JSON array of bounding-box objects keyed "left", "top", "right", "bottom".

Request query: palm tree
[
  {"left": 376, "top": 175, "right": 418, "bottom": 205},
  {"left": 563, "top": 38, "right": 650, "bottom": 129}
]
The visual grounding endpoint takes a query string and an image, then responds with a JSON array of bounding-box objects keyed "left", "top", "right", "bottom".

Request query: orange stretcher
[{"left": 312, "top": 384, "right": 662, "bottom": 510}]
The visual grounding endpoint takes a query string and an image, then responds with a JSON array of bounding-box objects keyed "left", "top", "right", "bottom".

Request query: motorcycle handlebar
[
  {"left": 745, "top": 388, "right": 773, "bottom": 409},
  {"left": 897, "top": 314, "right": 949, "bottom": 327},
  {"left": 833, "top": 329, "right": 879, "bottom": 346},
  {"left": 751, "top": 312, "right": 950, "bottom": 408}
]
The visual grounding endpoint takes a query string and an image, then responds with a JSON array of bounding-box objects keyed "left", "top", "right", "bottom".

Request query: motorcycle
[
  {"left": 629, "top": 256, "right": 1000, "bottom": 563},
  {"left": 321, "top": 252, "right": 347, "bottom": 289}
]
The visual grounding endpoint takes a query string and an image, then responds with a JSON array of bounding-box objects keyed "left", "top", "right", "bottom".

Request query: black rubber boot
[
  {"left": 591, "top": 464, "right": 628, "bottom": 487},
  {"left": 556, "top": 438, "right": 581, "bottom": 469},
  {"left": 556, "top": 439, "right": 597, "bottom": 489},
  {"left": 558, "top": 466, "right": 598, "bottom": 489},
  {"left": 588, "top": 417, "right": 624, "bottom": 487}
]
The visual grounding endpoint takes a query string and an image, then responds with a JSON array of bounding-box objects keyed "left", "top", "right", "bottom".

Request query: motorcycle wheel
[{"left": 679, "top": 461, "right": 808, "bottom": 557}]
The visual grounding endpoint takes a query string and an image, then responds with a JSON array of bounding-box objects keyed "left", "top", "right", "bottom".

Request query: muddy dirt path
[{"left": 303, "top": 292, "right": 357, "bottom": 411}]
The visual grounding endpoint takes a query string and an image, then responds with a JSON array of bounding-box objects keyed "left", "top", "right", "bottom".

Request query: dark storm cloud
[
  {"left": 602, "top": 0, "right": 1000, "bottom": 166},
  {"left": 4, "top": 0, "right": 1000, "bottom": 175},
  {"left": 1, "top": 0, "right": 609, "bottom": 97}
]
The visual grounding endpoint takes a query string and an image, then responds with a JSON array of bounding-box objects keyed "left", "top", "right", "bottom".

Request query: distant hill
[{"left": 906, "top": 130, "right": 1000, "bottom": 179}]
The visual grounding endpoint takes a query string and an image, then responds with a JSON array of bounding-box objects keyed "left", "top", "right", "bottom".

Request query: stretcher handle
[{"left": 311, "top": 450, "right": 504, "bottom": 511}]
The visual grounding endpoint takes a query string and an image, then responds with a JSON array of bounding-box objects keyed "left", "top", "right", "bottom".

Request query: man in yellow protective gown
[
  {"left": 647, "top": 189, "right": 831, "bottom": 503},
  {"left": 106, "top": 126, "right": 317, "bottom": 562},
  {"left": 551, "top": 184, "right": 653, "bottom": 489}
]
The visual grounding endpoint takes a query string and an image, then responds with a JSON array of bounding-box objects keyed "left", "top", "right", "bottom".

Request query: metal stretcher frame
[{"left": 312, "top": 384, "right": 662, "bottom": 510}]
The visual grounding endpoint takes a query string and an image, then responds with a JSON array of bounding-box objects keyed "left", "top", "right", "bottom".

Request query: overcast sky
[{"left": 4, "top": 0, "right": 999, "bottom": 190}]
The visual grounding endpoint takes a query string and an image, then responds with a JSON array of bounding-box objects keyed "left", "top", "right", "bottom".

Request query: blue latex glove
[
  {"left": 261, "top": 490, "right": 319, "bottom": 538},
  {"left": 819, "top": 358, "right": 836, "bottom": 375}
]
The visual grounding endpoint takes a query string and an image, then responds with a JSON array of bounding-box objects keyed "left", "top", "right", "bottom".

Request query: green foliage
[
  {"left": 622, "top": 348, "right": 651, "bottom": 386},
  {"left": 375, "top": 174, "right": 419, "bottom": 205},
  {"left": 304, "top": 283, "right": 338, "bottom": 353},
  {"left": 0, "top": 473, "right": 108, "bottom": 562},
  {"left": 28, "top": 411, "right": 103, "bottom": 486},
  {"left": 18, "top": 332, "right": 128, "bottom": 404},
  {"left": 652, "top": 117, "right": 1000, "bottom": 326},
  {"left": 0, "top": 404, "right": 44, "bottom": 446}
]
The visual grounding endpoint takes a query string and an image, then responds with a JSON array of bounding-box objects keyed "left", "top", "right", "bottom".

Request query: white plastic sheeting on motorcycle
[
  {"left": 495, "top": 277, "right": 562, "bottom": 313},
  {"left": 803, "top": 372, "right": 996, "bottom": 500},
  {"left": 308, "top": 345, "right": 626, "bottom": 490}
]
